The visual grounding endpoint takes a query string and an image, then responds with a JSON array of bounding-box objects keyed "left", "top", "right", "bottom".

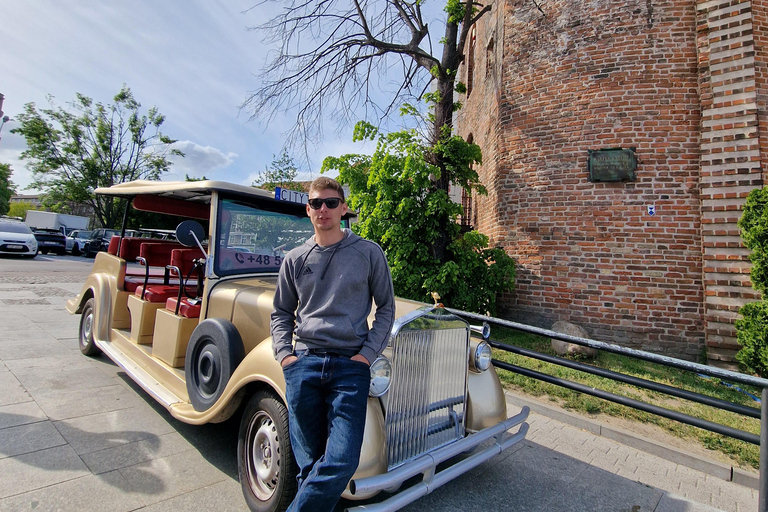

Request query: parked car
[
  {"left": 0, "top": 219, "right": 38, "bottom": 258},
  {"left": 31, "top": 227, "right": 66, "bottom": 255},
  {"left": 82, "top": 228, "right": 119, "bottom": 257},
  {"left": 66, "top": 180, "right": 529, "bottom": 512},
  {"left": 65, "top": 229, "right": 92, "bottom": 256}
]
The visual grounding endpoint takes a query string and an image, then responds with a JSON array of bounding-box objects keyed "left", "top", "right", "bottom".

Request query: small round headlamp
[
  {"left": 369, "top": 356, "right": 392, "bottom": 397},
  {"left": 472, "top": 341, "right": 493, "bottom": 372}
]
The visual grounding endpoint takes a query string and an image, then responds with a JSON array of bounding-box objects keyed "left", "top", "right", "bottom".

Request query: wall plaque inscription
[{"left": 588, "top": 147, "right": 637, "bottom": 182}]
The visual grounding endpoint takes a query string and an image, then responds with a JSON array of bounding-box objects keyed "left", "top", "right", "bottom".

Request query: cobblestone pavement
[{"left": 0, "top": 259, "right": 759, "bottom": 511}]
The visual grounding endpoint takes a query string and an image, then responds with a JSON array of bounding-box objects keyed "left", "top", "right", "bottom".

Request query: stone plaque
[{"left": 588, "top": 147, "right": 637, "bottom": 182}]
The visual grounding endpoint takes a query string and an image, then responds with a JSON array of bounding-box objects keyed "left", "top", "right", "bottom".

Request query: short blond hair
[{"left": 309, "top": 176, "right": 345, "bottom": 202}]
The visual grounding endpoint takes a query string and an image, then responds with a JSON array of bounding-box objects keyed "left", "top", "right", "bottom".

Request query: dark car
[
  {"left": 82, "top": 228, "right": 119, "bottom": 257},
  {"left": 32, "top": 228, "right": 67, "bottom": 255}
]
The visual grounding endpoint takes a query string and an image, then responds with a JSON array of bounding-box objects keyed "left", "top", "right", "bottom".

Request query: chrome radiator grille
[{"left": 384, "top": 310, "right": 469, "bottom": 470}]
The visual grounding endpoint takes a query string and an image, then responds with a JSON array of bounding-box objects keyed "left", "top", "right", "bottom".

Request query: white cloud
[{"left": 166, "top": 141, "right": 238, "bottom": 180}]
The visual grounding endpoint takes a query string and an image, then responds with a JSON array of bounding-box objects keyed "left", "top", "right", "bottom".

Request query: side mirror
[{"left": 176, "top": 220, "right": 205, "bottom": 248}]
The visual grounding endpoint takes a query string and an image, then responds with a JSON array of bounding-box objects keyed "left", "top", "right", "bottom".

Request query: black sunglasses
[{"left": 308, "top": 197, "right": 343, "bottom": 210}]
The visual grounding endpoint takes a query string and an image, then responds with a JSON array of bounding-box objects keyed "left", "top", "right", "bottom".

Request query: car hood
[{"left": 0, "top": 231, "right": 37, "bottom": 243}]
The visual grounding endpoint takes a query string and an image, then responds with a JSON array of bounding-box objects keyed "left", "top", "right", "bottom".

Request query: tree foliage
[
  {"left": 736, "top": 187, "right": 768, "bottom": 376},
  {"left": 252, "top": 150, "right": 302, "bottom": 191},
  {"left": 323, "top": 122, "right": 514, "bottom": 314},
  {"left": 7, "top": 201, "right": 37, "bottom": 220},
  {"left": 11, "top": 86, "right": 182, "bottom": 228},
  {"left": 0, "top": 163, "right": 16, "bottom": 216}
]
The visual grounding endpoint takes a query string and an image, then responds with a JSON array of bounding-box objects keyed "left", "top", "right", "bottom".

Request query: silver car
[{"left": 65, "top": 229, "right": 92, "bottom": 256}]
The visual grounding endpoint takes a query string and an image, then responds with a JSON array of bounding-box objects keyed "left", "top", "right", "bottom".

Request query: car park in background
[
  {"left": 0, "top": 218, "right": 38, "bottom": 258},
  {"left": 31, "top": 228, "right": 67, "bottom": 255},
  {"left": 82, "top": 228, "right": 119, "bottom": 257},
  {"left": 65, "top": 229, "right": 92, "bottom": 256}
]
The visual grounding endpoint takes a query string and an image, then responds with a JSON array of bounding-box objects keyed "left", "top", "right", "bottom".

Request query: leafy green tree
[
  {"left": 0, "top": 163, "right": 16, "bottom": 216},
  {"left": 11, "top": 85, "right": 183, "bottom": 228},
  {"left": 185, "top": 174, "right": 209, "bottom": 181},
  {"left": 736, "top": 187, "right": 768, "bottom": 375},
  {"left": 252, "top": 150, "right": 301, "bottom": 192},
  {"left": 323, "top": 122, "right": 514, "bottom": 314},
  {"left": 7, "top": 201, "right": 37, "bottom": 220}
]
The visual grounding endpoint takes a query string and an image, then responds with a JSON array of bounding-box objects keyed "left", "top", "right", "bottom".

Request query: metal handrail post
[{"left": 761, "top": 387, "right": 768, "bottom": 512}]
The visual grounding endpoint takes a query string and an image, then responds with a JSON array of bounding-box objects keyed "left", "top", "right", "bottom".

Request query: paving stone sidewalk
[{"left": 0, "top": 279, "right": 759, "bottom": 511}]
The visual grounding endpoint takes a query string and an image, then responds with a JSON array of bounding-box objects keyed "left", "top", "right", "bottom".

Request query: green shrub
[
  {"left": 737, "top": 187, "right": 768, "bottom": 375},
  {"left": 739, "top": 187, "right": 768, "bottom": 292},
  {"left": 736, "top": 300, "right": 768, "bottom": 377},
  {"left": 323, "top": 121, "right": 515, "bottom": 315}
]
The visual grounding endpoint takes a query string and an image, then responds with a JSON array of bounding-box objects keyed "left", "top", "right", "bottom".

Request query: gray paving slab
[
  {"left": 53, "top": 406, "right": 177, "bottom": 456},
  {"left": 656, "top": 493, "right": 725, "bottom": 512},
  {"left": 0, "top": 401, "right": 47, "bottom": 429},
  {"left": 116, "top": 449, "right": 229, "bottom": 505},
  {"left": 135, "top": 479, "right": 251, "bottom": 512},
  {"left": 29, "top": 384, "right": 144, "bottom": 421},
  {"left": 0, "top": 470, "right": 145, "bottom": 512},
  {"left": 0, "top": 445, "right": 90, "bottom": 499},
  {"left": 0, "top": 420, "right": 67, "bottom": 459},
  {"left": 81, "top": 432, "right": 194, "bottom": 475},
  {"left": 0, "top": 339, "right": 71, "bottom": 361},
  {"left": 0, "top": 370, "right": 31, "bottom": 407},
  {"left": 11, "top": 363, "right": 121, "bottom": 394}
]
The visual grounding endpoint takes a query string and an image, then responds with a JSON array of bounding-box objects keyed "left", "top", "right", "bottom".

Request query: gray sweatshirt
[{"left": 270, "top": 229, "right": 395, "bottom": 365}]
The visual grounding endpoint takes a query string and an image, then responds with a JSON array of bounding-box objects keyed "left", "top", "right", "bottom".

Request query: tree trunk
[{"left": 429, "top": 18, "right": 462, "bottom": 264}]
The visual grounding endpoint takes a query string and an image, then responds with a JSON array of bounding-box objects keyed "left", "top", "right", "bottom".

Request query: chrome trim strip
[{"left": 349, "top": 406, "right": 529, "bottom": 502}]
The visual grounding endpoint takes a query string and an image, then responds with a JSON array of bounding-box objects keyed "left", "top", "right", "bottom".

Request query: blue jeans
[{"left": 283, "top": 352, "right": 371, "bottom": 512}]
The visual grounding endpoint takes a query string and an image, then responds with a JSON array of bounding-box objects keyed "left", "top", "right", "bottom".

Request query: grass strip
[{"left": 492, "top": 327, "right": 761, "bottom": 469}]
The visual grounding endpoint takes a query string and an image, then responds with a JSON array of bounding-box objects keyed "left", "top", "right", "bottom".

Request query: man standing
[{"left": 271, "top": 176, "right": 396, "bottom": 512}]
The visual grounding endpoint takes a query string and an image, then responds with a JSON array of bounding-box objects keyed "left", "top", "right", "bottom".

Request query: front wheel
[
  {"left": 71, "top": 244, "right": 81, "bottom": 256},
  {"left": 238, "top": 391, "right": 297, "bottom": 512},
  {"left": 78, "top": 298, "right": 102, "bottom": 356}
]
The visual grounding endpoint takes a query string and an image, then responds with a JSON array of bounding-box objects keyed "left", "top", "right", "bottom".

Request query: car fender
[
  {"left": 65, "top": 253, "right": 126, "bottom": 341},
  {"left": 170, "top": 336, "right": 285, "bottom": 424},
  {"left": 466, "top": 364, "right": 508, "bottom": 431}
]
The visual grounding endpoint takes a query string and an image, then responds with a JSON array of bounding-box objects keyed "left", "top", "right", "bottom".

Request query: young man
[{"left": 271, "top": 176, "right": 395, "bottom": 512}]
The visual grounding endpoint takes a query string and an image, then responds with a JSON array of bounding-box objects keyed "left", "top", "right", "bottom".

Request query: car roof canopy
[
  {"left": 96, "top": 180, "right": 305, "bottom": 219},
  {"left": 95, "top": 180, "right": 355, "bottom": 220}
]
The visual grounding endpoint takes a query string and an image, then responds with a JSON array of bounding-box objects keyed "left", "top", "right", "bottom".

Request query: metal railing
[{"left": 445, "top": 307, "right": 768, "bottom": 512}]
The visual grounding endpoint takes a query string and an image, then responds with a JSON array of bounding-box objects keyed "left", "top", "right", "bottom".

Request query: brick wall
[{"left": 458, "top": 0, "right": 708, "bottom": 360}]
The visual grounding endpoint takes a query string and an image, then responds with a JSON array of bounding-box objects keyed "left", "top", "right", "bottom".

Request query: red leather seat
[
  {"left": 135, "top": 284, "right": 196, "bottom": 303},
  {"left": 166, "top": 297, "right": 201, "bottom": 318}
]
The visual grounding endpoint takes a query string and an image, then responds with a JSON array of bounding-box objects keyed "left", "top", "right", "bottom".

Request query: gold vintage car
[{"left": 66, "top": 180, "right": 529, "bottom": 512}]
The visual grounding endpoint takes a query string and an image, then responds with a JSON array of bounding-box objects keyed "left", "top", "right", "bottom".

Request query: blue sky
[{"left": 0, "top": 0, "right": 420, "bottom": 193}]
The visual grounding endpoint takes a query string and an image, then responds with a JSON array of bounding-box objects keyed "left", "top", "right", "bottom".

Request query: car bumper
[
  {"left": 345, "top": 406, "right": 530, "bottom": 512},
  {"left": 0, "top": 243, "right": 37, "bottom": 255}
]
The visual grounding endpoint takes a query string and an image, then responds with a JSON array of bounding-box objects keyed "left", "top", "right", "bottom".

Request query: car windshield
[
  {"left": 0, "top": 221, "right": 32, "bottom": 234},
  {"left": 76, "top": 231, "right": 92, "bottom": 238},
  {"left": 215, "top": 198, "right": 314, "bottom": 276}
]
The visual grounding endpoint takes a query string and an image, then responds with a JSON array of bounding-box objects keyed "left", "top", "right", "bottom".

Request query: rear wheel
[
  {"left": 78, "top": 298, "right": 102, "bottom": 356},
  {"left": 40, "top": 249, "right": 48, "bottom": 255},
  {"left": 238, "top": 391, "right": 297, "bottom": 512}
]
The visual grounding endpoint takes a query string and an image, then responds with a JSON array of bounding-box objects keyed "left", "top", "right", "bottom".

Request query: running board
[{"left": 96, "top": 338, "right": 183, "bottom": 408}]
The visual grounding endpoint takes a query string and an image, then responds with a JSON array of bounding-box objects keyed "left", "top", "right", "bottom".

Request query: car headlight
[
  {"left": 471, "top": 341, "right": 493, "bottom": 372},
  {"left": 369, "top": 356, "right": 392, "bottom": 397}
]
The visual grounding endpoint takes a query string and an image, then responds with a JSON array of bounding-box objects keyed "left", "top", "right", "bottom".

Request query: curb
[{"left": 504, "top": 391, "right": 760, "bottom": 491}]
